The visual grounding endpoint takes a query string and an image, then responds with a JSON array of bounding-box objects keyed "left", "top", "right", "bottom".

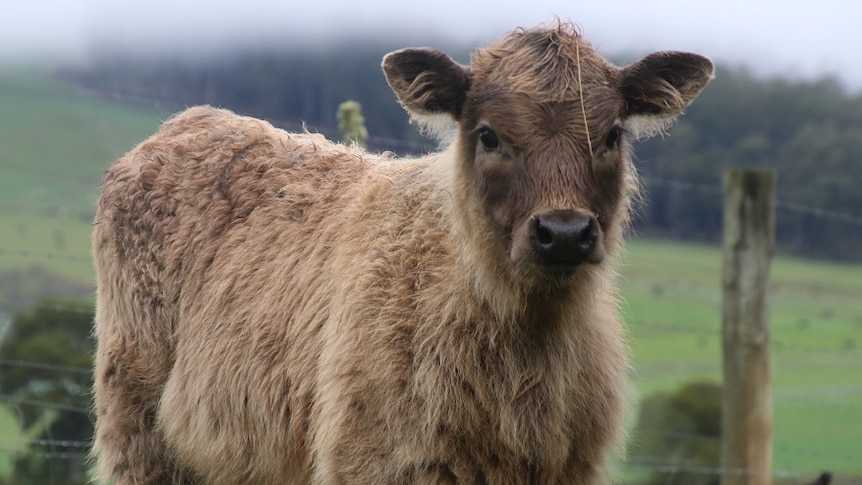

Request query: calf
[{"left": 92, "top": 21, "right": 713, "bottom": 484}]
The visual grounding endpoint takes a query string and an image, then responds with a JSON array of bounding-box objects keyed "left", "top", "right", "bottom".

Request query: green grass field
[
  {"left": 0, "top": 71, "right": 859, "bottom": 482},
  {"left": 622, "top": 240, "right": 862, "bottom": 478}
]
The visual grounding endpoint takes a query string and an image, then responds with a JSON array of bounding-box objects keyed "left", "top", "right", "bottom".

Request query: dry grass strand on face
[{"left": 576, "top": 41, "right": 593, "bottom": 154}]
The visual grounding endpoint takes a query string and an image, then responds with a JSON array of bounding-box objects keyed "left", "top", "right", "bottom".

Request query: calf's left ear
[
  {"left": 621, "top": 51, "right": 714, "bottom": 118},
  {"left": 382, "top": 48, "right": 471, "bottom": 119}
]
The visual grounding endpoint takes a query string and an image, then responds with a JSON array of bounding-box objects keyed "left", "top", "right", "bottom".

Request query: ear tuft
[{"left": 382, "top": 48, "right": 471, "bottom": 119}]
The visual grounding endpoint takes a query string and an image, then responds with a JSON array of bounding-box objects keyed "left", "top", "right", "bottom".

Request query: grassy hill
[
  {"left": 0, "top": 71, "right": 859, "bottom": 481},
  {"left": 0, "top": 72, "right": 168, "bottom": 310}
]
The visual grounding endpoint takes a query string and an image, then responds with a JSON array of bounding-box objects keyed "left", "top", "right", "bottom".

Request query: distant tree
[
  {"left": 337, "top": 100, "right": 369, "bottom": 148},
  {"left": 628, "top": 380, "right": 722, "bottom": 485},
  {"left": 0, "top": 300, "right": 94, "bottom": 485}
]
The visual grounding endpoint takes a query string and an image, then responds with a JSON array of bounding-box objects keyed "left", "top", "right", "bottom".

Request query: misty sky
[{"left": 4, "top": 0, "right": 860, "bottom": 90}]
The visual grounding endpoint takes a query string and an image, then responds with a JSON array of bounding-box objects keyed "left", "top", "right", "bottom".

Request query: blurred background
[{"left": 0, "top": 1, "right": 860, "bottom": 483}]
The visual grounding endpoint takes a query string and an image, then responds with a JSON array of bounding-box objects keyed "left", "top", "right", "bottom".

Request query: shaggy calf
[{"left": 92, "top": 22, "right": 713, "bottom": 484}]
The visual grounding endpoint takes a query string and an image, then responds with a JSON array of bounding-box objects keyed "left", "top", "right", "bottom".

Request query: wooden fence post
[{"left": 721, "top": 169, "right": 775, "bottom": 485}]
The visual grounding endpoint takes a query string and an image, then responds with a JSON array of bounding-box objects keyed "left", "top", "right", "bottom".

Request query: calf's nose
[{"left": 530, "top": 209, "right": 598, "bottom": 267}]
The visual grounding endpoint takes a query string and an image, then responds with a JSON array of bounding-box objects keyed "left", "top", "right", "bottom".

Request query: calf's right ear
[{"left": 382, "top": 48, "right": 471, "bottom": 119}]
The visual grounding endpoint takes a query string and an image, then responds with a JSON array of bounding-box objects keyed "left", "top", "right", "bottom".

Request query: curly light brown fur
[{"left": 92, "top": 21, "right": 713, "bottom": 485}]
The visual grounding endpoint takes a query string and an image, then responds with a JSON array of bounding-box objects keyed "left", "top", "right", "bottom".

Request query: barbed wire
[
  {"left": 775, "top": 199, "right": 862, "bottom": 226},
  {"left": 2, "top": 180, "right": 861, "bottom": 273},
  {"left": 0, "top": 437, "right": 91, "bottom": 449},
  {"left": 0, "top": 394, "right": 90, "bottom": 415},
  {"left": 0, "top": 306, "right": 95, "bottom": 331},
  {"left": 624, "top": 459, "right": 801, "bottom": 479},
  {"left": 634, "top": 428, "right": 862, "bottom": 466},
  {"left": 0, "top": 358, "right": 91, "bottom": 375},
  {"left": 56, "top": 82, "right": 862, "bottom": 229},
  {"left": 629, "top": 317, "right": 862, "bottom": 342},
  {"left": 0, "top": 302, "right": 95, "bottom": 314},
  {"left": 74, "top": 84, "right": 435, "bottom": 154},
  {"left": 642, "top": 176, "right": 862, "bottom": 227},
  {"left": 0, "top": 443, "right": 853, "bottom": 481},
  {"left": 624, "top": 463, "right": 862, "bottom": 485},
  {"left": 0, "top": 399, "right": 857, "bottom": 481},
  {"left": 642, "top": 176, "right": 723, "bottom": 194},
  {"left": 624, "top": 463, "right": 859, "bottom": 485},
  {"left": 0, "top": 448, "right": 88, "bottom": 460},
  {"left": 0, "top": 450, "right": 89, "bottom": 460}
]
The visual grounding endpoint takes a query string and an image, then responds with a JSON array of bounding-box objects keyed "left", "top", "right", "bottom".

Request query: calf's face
[{"left": 383, "top": 24, "right": 713, "bottom": 282}]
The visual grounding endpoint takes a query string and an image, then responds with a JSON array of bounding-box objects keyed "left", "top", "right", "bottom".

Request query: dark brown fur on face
[{"left": 93, "top": 21, "right": 713, "bottom": 484}]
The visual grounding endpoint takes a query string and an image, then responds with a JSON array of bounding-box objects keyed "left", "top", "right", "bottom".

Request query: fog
[{"left": 2, "top": 0, "right": 859, "bottom": 89}]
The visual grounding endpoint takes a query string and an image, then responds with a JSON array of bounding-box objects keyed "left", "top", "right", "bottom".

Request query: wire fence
[
  {"left": 74, "top": 84, "right": 437, "bottom": 155},
  {"left": 644, "top": 177, "right": 862, "bottom": 227}
]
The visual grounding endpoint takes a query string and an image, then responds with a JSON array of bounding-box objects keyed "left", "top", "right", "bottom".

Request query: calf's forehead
[
  {"left": 465, "top": 90, "right": 623, "bottom": 148},
  {"left": 468, "top": 26, "right": 619, "bottom": 102},
  {"left": 463, "top": 28, "right": 624, "bottom": 141}
]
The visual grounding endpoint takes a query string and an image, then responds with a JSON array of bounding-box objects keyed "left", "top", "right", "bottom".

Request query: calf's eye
[
  {"left": 478, "top": 127, "right": 500, "bottom": 152},
  {"left": 604, "top": 125, "right": 623, "bottom": 150}
]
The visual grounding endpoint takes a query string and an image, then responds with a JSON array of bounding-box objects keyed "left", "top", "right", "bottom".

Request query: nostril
[
  {"left": 578, "top": 218, "right": 598, "bottom": 250},
  {"left": 534, "top": 218, "right": 554, "bottom": 247}
]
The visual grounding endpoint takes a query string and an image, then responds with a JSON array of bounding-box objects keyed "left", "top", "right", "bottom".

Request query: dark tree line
[
  {"left": 634, "top": 70, "right": 862, "bottom": 261},
  {"left": 60, "top": 44, "right": 862, "bottom": 261}
]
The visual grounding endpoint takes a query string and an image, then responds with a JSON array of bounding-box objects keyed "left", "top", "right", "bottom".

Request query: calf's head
[{"left": 383, "top": 23, "right": 713, "bottom": 286}]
